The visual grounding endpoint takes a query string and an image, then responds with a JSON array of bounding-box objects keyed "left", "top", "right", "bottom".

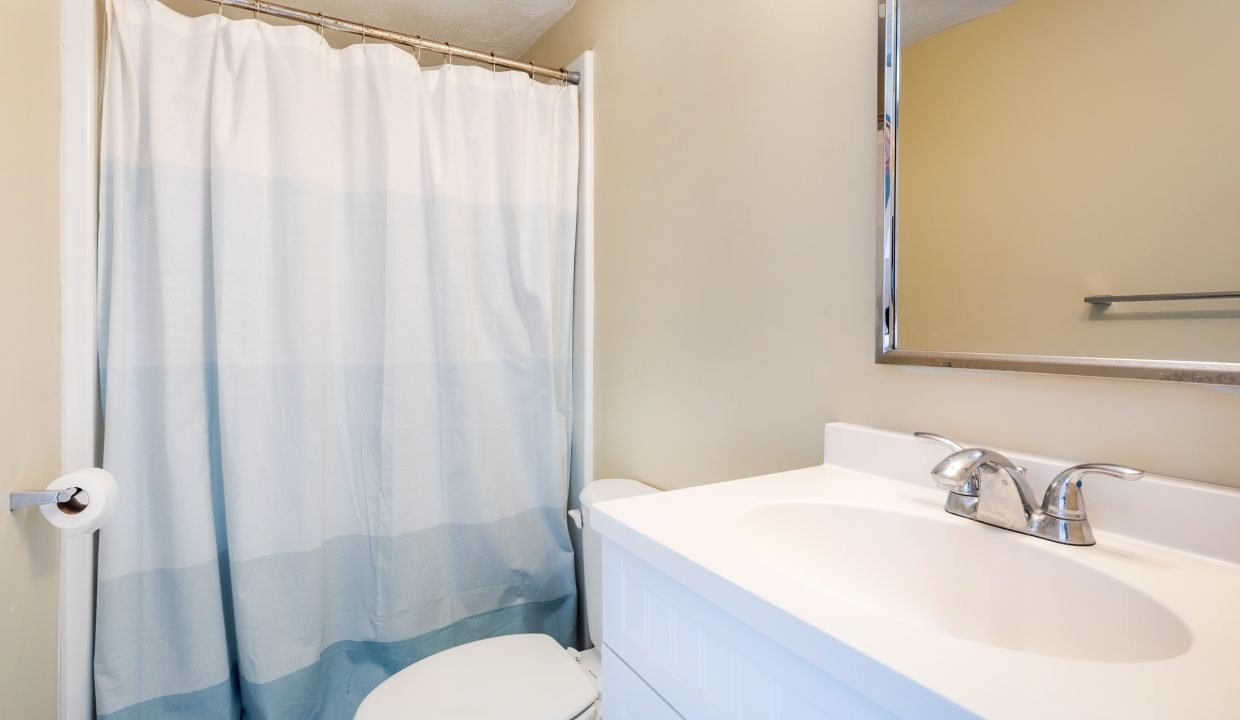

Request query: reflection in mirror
[{"left": 881, "top": 0, "right": 1240, "bottom": 380}]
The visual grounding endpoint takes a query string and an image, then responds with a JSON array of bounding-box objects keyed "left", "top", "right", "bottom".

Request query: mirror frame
[{"left": 876, "top": 0, "right": 1240, "bottom": 386}]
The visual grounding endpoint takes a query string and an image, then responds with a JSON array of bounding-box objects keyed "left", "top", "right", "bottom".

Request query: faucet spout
[{"left": 973, "top": 462, "right": 1038, "bottom": 531}]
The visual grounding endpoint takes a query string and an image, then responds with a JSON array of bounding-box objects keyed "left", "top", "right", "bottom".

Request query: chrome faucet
[{"left": 914, "top": 432, "right": 1144, "bottom": 546}]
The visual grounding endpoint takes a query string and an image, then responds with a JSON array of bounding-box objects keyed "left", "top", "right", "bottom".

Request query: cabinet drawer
[
  {"left": 603, "top": 645, "right": 682, "bottom": 720},
  {"left": 601, "top": 540, "right": 907, "bottom": 719}
]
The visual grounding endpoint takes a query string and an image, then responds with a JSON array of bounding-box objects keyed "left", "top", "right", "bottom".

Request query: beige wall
[
  {"left": 526, "top": 0, "right": 1240, "bottom": 491},
  {"left": 897, "top": 0, "right": 1240, "bottom": 360},
  {"left": 0, "top": 1, "right": 63, "bottom": 717}
]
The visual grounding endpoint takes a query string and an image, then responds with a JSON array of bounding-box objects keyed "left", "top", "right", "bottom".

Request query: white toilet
[{"left": 355, "top": 479, "right": 660, "bottom": 720}]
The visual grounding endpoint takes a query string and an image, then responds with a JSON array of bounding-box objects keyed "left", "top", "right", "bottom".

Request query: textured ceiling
[
  {"left": 902, "top": 0, "right": 1018, "bottom": 45},
  {"left": 167, "top": 0, "right": 577, "bottom": 57}
]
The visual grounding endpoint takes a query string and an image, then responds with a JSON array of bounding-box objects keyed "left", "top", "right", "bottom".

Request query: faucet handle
[
  {"left": 1041, "top": 463, "right": 1144, "bottom": 521},
  {"left": 914, "top": 432, "right": 964, "bottom": 452},
  {"left": 917, "top": 432, "right": 1028, "bottom": 474},
  {"left": 915, "top": 432, "right": 1037, "bottom": 499},
  {"left": 915, "top": 433, "right": 975, "bottom": 493}
]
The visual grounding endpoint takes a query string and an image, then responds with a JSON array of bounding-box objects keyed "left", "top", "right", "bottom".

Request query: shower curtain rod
[{"left": 204, "top": 0, "right": 581, "bottom": 85}]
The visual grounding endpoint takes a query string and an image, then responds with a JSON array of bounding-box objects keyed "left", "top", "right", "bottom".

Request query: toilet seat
[{"left": 354, "top": 634, "right": 599, "bottom": 720}]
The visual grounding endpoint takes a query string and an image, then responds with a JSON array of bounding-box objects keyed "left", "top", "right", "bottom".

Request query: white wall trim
[
  {"left": 59, "top": 0, "right": 101, "bottom": 717},
  {"left": 568, "top": 50, "right": 596, "bottom": 647},
  {"left": 569, "top": 49, "right": 596, "bottom": 504}
]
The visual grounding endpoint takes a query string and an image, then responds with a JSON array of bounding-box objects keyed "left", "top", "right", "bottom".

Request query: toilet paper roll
[{"left": 39, "top": 468, "right": 118, "bottom": 536}]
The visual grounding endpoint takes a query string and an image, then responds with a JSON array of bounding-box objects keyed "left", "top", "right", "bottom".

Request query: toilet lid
[{"left": 355, "top": 634, "right": 598, "bottom": 720}]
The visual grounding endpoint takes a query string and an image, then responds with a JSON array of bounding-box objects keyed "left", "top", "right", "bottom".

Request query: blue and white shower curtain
[{"left": 95, "top": 1, "right": 579, "bottom": 717}]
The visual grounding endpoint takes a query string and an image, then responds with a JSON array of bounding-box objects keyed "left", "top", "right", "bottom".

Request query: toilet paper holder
[{"left": 10, "top": 488, "right": 90, "bottom": 514}]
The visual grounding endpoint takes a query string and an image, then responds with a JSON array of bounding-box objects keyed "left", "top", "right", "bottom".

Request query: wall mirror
[{"left": 879, "top": 0, "right": 1240, "bottom": 385}]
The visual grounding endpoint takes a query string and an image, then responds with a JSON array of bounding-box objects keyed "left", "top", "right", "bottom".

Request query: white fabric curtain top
[{"left": 103, "top": 0, "right": 580, "bottom": 370}]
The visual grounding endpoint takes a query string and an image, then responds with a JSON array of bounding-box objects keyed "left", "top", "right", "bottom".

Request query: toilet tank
[{"left": 579, "top": 479, "right": 659, "bottom": 648}]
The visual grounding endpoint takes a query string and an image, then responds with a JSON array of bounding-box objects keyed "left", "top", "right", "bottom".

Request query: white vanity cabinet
[{"left": 600, "top": 540, "right": 912, "bottom": 719}]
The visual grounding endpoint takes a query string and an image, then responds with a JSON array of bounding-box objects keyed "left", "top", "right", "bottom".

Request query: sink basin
[{"left": 738, "top": 501, "right": 1192, "bottom": 663}]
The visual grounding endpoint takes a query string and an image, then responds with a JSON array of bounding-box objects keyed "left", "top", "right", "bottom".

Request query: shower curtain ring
[
  {"left": 445, "top": 42, "right": 453, "bottom": 66},
  {"left": 490, "top": 52, "right": 497, "bottom": 72},
  {"left": 217, "top": 0, "right": 224, "bottom": 16},
  {"left": 317, "top": 12, "right": 325, "bottom": 37},
  {"left": 528, "top": 60, "right": 536, "bottom": 80},
  {"left": 360, "top": 23, "right": 367, "bottom": 46},
  {"left": 415, "top": 36, "right": 423, "bottom": 63}
]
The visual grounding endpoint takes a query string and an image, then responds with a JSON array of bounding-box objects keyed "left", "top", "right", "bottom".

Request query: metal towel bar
[{"left": 1084, "top": 291, "right": 1240, "bottom": 306}]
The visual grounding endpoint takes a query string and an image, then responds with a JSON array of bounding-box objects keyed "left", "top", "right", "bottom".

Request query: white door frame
[
  {"left": 59, "top": 0, "right": 101, "bottom": 717},
  {"left": 567, "top": 49, "right": 597, "bottom": 647},
  {"left": 569, "top": 49, "right": 596, "bottom": 509}
]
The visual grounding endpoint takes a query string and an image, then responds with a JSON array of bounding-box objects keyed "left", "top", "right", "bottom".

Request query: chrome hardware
[
  {"left": 205, "top": 0, "right": 580, "bottom": 84},
  {"left": 1036, "top": 464, "right": 1144, "bottom": 545},
  {"left": 10, "top": 488, "right": 90, "bottom": 513},
  {"left": 1084, "top": 290, "right": 1240, "bottom": 306},
  {"left": 915, "top": 432, "right": 1030, "bottom": 519},
  {"left": 916, "top": 432, "right": 980, "bottom": 517},
  {"left": 916, "top": 432, "right": 1144, "bottom": 546},
  {"left": 913, "top": 432, "right": 963, "bottom": 452}
]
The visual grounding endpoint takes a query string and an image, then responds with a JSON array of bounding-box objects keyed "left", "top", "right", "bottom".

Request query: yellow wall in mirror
[{"left": 897, "top": 0, "right": 1240, "bottom": 360}]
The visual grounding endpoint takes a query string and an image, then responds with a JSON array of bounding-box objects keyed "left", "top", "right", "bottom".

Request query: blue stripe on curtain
[
  {"left": 99, "top": 597, "right": 575, "bottom": 720},
  {"left": 95, "top": 506, "right": 576, "bottom": 713}
]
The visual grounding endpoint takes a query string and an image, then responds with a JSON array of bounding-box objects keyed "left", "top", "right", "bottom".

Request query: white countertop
[{"left": 591, "top": 424, "right": 1240, "bottom": 719}]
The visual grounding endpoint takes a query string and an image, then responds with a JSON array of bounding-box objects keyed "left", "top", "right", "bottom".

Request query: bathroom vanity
[{"left": 593, "top": 424, "right": 1240, "bottom": 719}]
